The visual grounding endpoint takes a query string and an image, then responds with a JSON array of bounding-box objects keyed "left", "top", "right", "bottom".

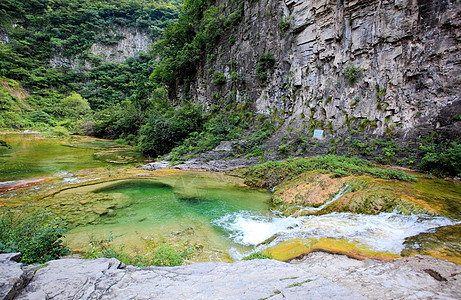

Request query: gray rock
[
  {"left": 3, "top": 252, "right": 460, "bottom": 299},
  {"left": 291, "top": 252, "right": 461, "bottom": 300},
  {"left": 178, "top": 0, "right": 461, "bottom": 149},
  {"left": 0, "top": 253, "right": 33, "bottom": 300},
  {"left": 141, "top": 160, "right": 172, "bottom": 171}
]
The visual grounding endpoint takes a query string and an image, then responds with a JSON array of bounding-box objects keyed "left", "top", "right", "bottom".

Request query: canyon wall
[{"left": 185, "top": 0, "right": 461, "bottom": 144}]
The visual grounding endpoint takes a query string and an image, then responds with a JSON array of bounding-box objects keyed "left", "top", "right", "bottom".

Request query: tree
[{"left": 60, "top": 92, "right": 91, "bottom": 119}]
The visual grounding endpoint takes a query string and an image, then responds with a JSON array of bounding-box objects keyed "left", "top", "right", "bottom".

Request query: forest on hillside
[{"left": 0, "top": 0, "right": 459, "bottom": 177}]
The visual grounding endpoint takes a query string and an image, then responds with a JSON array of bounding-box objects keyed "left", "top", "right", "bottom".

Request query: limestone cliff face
[
  {"left": 50, "top": 26, "right": 153, "bottom": 70},
  {"left": 185, "top": 0, "right": 461, "bottom": 143},
  {"left": 89, "top": 27, "right": 152, "bottom": 64}
]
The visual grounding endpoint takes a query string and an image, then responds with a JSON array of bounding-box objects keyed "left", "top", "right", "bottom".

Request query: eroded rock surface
[
  {"left": 2, "top": 252, "right": 460, "bottom": 299},
  {"left": 291, "top": 252, "right": 461, "bottom": 299},
  {"left": 183, "top": 0, "right": 461, "bottom": 148},
  {"left": 0, "top": 253, "right": 33, "bottom": 300}
]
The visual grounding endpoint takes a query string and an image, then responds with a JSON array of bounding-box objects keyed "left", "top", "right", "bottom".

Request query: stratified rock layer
[
  {"left": 2, "top": 252, "right": 460, "bottom": 299},
  {"left": 186, "top": 0, "right": 461, "bottom": 145}
]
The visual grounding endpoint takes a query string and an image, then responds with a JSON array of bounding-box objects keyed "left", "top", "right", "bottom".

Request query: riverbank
[
  {"left": 2, "top": 251, "right": 460, "bottom": 299},
  {"left": 1, "top": 135, "right": 460, "bottom": 268}
]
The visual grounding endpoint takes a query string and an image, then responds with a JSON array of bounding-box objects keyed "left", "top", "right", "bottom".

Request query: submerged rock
[
  {"left": 2, "top": 252, "right": 460, "bottom": 299},
  {"left": 402, "top": 224, "right": 461, "bottom": 265},
  {"left": 44, "top": 192, "right": 132, "bottom": 226}
]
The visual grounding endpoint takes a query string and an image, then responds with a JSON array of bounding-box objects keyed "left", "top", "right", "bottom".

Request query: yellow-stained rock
[{"left": 264, "top": 238, "right": 400, "bottom": 262}]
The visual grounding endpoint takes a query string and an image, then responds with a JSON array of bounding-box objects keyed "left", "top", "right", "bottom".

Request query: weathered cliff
[
  {"left": 185, "top": 0, "right": 461, "bottom": 146},
  {"left": 50, "top": 26, "right": 153, "bottom": 71}
]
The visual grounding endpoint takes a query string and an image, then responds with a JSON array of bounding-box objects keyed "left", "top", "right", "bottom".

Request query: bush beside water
[{"left": 0, "top": 207, "right": 70, "bottom": 264}]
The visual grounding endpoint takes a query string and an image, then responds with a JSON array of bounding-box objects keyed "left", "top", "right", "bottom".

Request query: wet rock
[
  {"left": 141, "top": 160, "right": 171, "bottom": 171},
  {"left": 402, "top": 224, "right": 461, "bottom": 265},
  {"left": 140, "top": 140, "right": 269, "bottom": 172},
  {"left": 45, "top": 192, "right": 132, "bottom": 226}
]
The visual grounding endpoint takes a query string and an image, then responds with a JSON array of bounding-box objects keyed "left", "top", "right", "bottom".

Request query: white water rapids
[
  {"left": 212, "top": 185, "right": 459, "bottom": 259},
  {"left": 214, "top": 211, "right": 456, "bottom": 257}
]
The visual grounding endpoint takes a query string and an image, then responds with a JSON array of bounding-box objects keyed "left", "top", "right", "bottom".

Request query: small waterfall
[
  {"left": 296, "top": 184, "right": 350, "bottom": 214},
  {"left": 214, "top": 210, "right": 458, "bottom": 259}
]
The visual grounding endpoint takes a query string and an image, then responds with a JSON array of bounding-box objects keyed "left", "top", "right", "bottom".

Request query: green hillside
[{"left": 0, "top": 0, "right": 180, "bottom": 130}]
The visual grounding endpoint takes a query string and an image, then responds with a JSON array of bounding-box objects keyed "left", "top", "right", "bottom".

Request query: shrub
[
  {"left": 420, "top": 142, "right": 461, "bottom": 177},
  {"left": 344, "top": 64, "right": 364, "bottom": 85},
  {"left": 60, "top": 92, "right": 91, "bottom": 119},
  {"left": 278, "top": 16, "right": 292, "bottom": 35},
  {"left": 138, "top": 115, "right": 177, "bottom": 158},
  {"left": 29, "top": 110, "right": 54, "bottom": 125},
  {"left": 242, "top": 252, "right": 272, "bottom": 260},
  {"left": 213, "top": 71, "right": 226, "bottom": 85},
  {"left": 0, "top": 207, "right": 70, "bottom": 264},
  {"left": 256, "top": 53, "right": 276, "bottom": 81}
]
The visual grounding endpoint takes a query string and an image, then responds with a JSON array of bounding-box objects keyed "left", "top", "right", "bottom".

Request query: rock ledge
[{"left": 1, "top": 252, "right": 460, "bottom": 299}]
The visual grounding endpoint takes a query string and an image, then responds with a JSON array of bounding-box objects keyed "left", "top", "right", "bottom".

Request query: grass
[
  {"left": 82, "top": 234, "right": 195, "bottom": 267},
  {"left": 238, "top": 155, "right": 416, "bottom": 188},
  {"left": 286, "top": 279, "right": 312, "bottom": 288},
  {"left": 242, "top": 252, "right": 273, "bottom": 260}
]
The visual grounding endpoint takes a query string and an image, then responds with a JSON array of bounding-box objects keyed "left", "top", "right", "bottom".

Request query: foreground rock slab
[
  {"left": 1, "top": 252, "right": 460, "bottom": 299},
  {"left": 0, "top": 253, "right": 33, "bottom": 300}
]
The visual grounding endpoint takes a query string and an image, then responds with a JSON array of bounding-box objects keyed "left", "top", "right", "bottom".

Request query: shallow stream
[
  {"left": 0, "top": 134, "right": 459, "bottom": 262},
  {"left": 0, "top": 133, "right": 144, "bottom": 182}
]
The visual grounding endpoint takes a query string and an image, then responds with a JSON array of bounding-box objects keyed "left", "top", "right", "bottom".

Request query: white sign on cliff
[{"left": 313, "top": 129, "right": 324, "bottom": 139}]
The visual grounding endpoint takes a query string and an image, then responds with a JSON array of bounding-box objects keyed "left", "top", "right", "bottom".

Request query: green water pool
[
  {"left": 56, "top": 173, "right": 273, "bottom": 262},
  {"left": 0, "top": 133, "right": 144, "bottom": 182}
]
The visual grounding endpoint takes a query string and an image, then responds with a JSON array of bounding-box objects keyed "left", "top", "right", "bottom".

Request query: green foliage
[
  {"left": 0, "top": 207, "right": 70, "bottom": 264},
  {"left": 138, "top": 102, "right": 204, "bottom": 158},
  {"left": 167, "top": 105, "right": 249, "bottom": 161},
  {"left": 151, "top": 0, "right": 243, "bottom": 87},
  {"left": 0, "top": 0, "right": 180, "bottom": 86},
  {"left": 0, "top": 0, "right": 181, "bottom": 132},
  {"left": 242, "top": 252, "right": 272, "bottom": 260},
  {"left": 357, "top": 118, "right": 377, "bottom": 131},
  {"left": 256, "top": 53, "right": 276, "bottom": 81},
  {"left": 375, "top": 84, "right": 386, "bottom": 99},
  {"left": 350, "top": 97, "right": 360, "bottom": 108},
  {"left": 83, "top": 234, "right": 194, "bottom": 267},
  {"left": 241, "top": 155, "right": 416, "bottom": 188},
  {"left": 213, "top": 71, "right": 226, "bottom": 85},
  {"left": 81, "top": 55, "right": 158, "bottom": 109},
  {"left": 344, "top": 64, "right": 364, "bottom": 85},
  {"left": 278, "top": 16, "right": 292, "bottom": 35},
  {"left": 29, "top": 110, "right": 54, "bottom": 125},
  {"left": 420, "top": 142, "right": 461, "bottom": 177},
  {"left": 0, "top": 87, "right": 17, "bottom": 111},
  {"left": 60, "top": 92, "right": 91, "bottom": 119}
]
